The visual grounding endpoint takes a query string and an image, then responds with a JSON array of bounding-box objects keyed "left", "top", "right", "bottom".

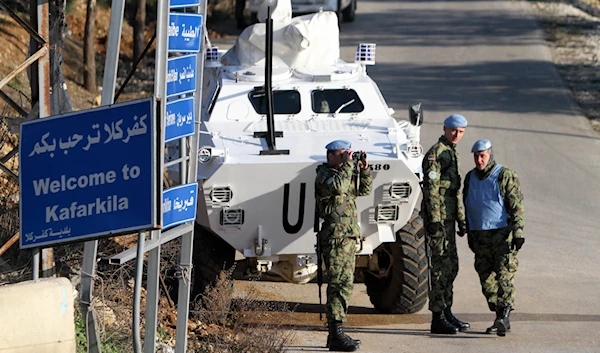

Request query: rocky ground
[{"left": 529, "top": 0, "right": 600, "bottom": 133}]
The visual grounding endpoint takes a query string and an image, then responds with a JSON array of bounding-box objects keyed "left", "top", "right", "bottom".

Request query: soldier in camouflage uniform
[
  {"left": 463, "top": 139, "right": 525, "bottom": 337},
  {"left": 422, "top": 114, "right": 470, "bottom": 334},
  {"left": 315, "top": 139, "right": 372, "bottom": 352}
]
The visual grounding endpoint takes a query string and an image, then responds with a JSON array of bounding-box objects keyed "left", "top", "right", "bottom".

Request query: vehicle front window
[
  {"left": 249, "top": 89, "right": 301, "bottom": 115},
  {"left": 311, "top": 89, "right": 364, "bottom": 114}
]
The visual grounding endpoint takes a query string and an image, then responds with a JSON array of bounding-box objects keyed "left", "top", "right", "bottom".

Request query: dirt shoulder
[{"left": 529, "top": 0, "right": 600, "bottom": 133}]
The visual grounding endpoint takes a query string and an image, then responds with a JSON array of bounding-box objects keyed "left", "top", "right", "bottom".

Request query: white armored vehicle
[{"left": 191, "top": 0, "right": 427, "bottom": 313}]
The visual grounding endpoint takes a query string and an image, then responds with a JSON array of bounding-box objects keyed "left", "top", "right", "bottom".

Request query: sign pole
[
  {"left": 143, "top": 0, "right": 169, "bottom": 349},
  {"left": 79, "top": 0, "right": 125, "bottom": 351}
]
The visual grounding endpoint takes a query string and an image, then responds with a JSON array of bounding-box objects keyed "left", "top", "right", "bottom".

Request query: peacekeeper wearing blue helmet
[
  {"left": 421, "top": 114, "right": 470, "bottom": 334},
  {"left": 463, "top": 139, "right": 525, "bottom": 337},
  {"left": 314, "top": 139, "right": 372, "bottom": 351}
]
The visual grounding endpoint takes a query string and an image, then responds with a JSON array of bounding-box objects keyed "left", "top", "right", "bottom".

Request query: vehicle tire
[
  {"left": 190, "top": 223, "right": 236, "bottom": 301},
  {"left": 342, "top": 0, "right": 356, "bottom": 23},
  {"left": 364, "top": 210, "right": 428, "bottom": 314}
]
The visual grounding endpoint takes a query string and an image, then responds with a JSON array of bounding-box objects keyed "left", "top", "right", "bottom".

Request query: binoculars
[{"left": 352, "top": 151, "right": 367, "bottom": 163}]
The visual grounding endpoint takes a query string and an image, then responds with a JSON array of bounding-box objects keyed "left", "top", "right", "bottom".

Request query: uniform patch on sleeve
[
  {"left": 428, "top": 155, "right": 436, "bottom": 161},
  {"left": 428, "top": 171, "right": 437, "bottom": 179},
  {"left": 327, "top": 177, "right": 334, "bottom": 185}
]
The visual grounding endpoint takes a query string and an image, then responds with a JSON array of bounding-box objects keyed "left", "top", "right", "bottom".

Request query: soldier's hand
[
  {"left": 457, "top": 221, "right": 467, "bottom": 237},
  {"left": 343, "top": 149, "right": 354, "bottom": 161},
  {"left": 358, "top": 150, "right": 369, "bottom": 169},
  {"left": 426, "top": 222, "right": 445, "bottom": 238},
  {"left": 511, "top": 237, "right": 525, "bottom": 251}
]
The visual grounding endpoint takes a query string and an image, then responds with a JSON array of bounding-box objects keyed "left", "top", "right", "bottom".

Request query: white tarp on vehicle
[{"left": 221, "top": 0, "right": 340, "bottom": 69}]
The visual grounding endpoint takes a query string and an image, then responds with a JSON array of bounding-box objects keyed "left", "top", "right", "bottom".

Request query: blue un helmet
[
  {"left": 471, "top": 139, "right": 492, "bottom": 153},
  {"left": 443, "top": 114, "right": 468, "bottom": 128},
  {"left": 325, "top": 140, "right": 351, "bottom": 151}
]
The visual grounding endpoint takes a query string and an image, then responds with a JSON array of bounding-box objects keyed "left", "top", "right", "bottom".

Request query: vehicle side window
[
  {"left": 311, "top": 89, "right": 364, "bottom": 114},
  {"left": 249, "top": 89, "right": 301, "bottom": 115}
]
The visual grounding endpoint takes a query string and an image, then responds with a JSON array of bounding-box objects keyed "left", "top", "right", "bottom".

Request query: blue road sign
[
  {"left": 163, "top": 183, "right": 198, "bottom": 229},
  {"left": 166, "top": 54, "right": 197, "bottom": 98},
  {"left": 170, "top": 0, "right": 200, "bottom": 8},
  {"left": 168, "top": 13, "right": 203, "bottom": 53},
  {"left": 165, "top": 97, "right": 195, "bottom": 142},
  {"left": 19, "top": 98, "right": 158, "bottom": 249}
]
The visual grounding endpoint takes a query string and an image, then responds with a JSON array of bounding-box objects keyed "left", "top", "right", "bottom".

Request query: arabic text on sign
[{"left": 28, "top": 114, "right": 148, "bottom": 158}]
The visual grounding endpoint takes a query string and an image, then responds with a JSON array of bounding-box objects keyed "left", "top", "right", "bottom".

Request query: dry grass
[{"left": 188, "top": 269, "right": 296, "bottom": 353}]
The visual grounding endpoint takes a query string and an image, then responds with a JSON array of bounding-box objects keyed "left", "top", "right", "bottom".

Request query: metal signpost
[
  {"left": 66, "top": 0, "right": 207, "bottom": 350},
  {"left": 19, "top": 99, "right": 158, "bottom": 249}
]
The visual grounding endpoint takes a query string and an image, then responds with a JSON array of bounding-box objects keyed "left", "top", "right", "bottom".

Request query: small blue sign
[
  {"left": 19, "top": 98, "right": 158, "bottom": 249},
  {"left": 165, "top": 97, "right": 195, "bottom": 142},
  {"left": 170, "top": 0, "right": 200, "bottom": 8},
  {"left": 168, "top": 13, "right": 203, "bottom": 53},
  {"left": 163, "top": 183, "right": 198, "bottom": 228},
  {"left": 167, "top": 54, "right": 197, "bottom": 98}
]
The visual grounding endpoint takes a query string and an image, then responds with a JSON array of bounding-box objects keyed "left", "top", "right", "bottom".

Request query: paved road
[{"left": 219, "top": 0, "right": 600, "bottom": 351}]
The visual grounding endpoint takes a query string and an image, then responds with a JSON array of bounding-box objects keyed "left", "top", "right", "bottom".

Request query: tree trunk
[
  {"left": 83, "top": 0, "right": 97, "bottom": 92},
  {"left": 133, "top": 0, "right": 147, "bottom": 68},
  {"left": 50, "top": 0, "right": 73, "bottom": 115},
  {"left": 20, "top": 0, "right": 72, "bottom": 130}
]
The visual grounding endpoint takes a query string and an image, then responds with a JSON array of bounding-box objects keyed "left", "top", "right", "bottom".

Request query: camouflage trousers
[
  {"left": 321, "top": 236, "right": 357, "bottom": 322},
  {"left": 428, "top": 221, "right": 459, "bottom": 312},
  {"left": 471, "top": 228, "right": 519, "bottom": 310}
]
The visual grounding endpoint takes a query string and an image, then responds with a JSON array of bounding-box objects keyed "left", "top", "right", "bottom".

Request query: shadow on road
[{"left": 423, "top": 121, "right": 600, "bottom": 140}]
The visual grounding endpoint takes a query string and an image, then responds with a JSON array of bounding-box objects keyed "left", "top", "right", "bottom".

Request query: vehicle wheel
[
  {"left": 364, "top": 210, "right": 428, "bottom": 314},
  {"left": 191, "top": 223, "right": 236, "bottom": 301},
  {"left": 342, "top": 0, "right": 356, "bottom": 23}
]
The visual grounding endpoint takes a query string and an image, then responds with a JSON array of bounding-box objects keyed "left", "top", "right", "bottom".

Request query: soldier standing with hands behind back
[
  {"left": 463, "top": 139, "right": 525, "bottom": 337},
  {"left": 315, "top": 140, "right": 372, "bottom": 352},
  {"left": 422, "top": 114, "right": 470, "bottom": 334}
]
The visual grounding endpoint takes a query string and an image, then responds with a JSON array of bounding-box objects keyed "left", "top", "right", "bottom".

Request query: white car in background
[{"left": 246, "top": 0, "right": 356, "bottom": 25}]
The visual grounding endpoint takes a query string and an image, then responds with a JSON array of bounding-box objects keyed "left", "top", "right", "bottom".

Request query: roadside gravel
[{"left": 530, "top": 0, "right": 600, "bottom": 133}]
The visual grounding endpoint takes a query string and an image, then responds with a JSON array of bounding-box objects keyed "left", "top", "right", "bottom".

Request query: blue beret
[
  {"left": 472, "top": 139, "right": 492, "bottom": 152},
  {"left": 444, "top": 114, "right": 468, "bottom": 128},
  {"left": 325, "top": 139, "right": 351, "bottom": 150}
]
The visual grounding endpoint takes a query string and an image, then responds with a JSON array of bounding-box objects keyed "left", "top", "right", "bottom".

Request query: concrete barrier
[{"left": 0, "top": 277, "right": 76, "bottom": 353}]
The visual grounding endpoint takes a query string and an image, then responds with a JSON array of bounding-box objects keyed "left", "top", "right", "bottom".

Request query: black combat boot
[
  {"left": 444, "top": 307, "right": 470, "bottom": 332},
  {"left": 430, "top": 311, "right": 459, "bottom": 334},
  {"left": 495, "top": 306, "right": 512, "bottom": 337},
  {"left": 326, "top": 325, "right": 361, "bottom": 349},
  {"left": 327, "top": 321, "right": 359, "bottom": 352}
]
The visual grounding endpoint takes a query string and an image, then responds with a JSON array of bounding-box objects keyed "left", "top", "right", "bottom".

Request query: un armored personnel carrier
[{"left": 189, "top": 1, "right": 428, "bottom": 313}]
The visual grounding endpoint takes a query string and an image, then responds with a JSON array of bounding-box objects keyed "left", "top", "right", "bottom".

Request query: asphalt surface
[{"left": 217, "top": 0, "right": 600, "bottom": 351}]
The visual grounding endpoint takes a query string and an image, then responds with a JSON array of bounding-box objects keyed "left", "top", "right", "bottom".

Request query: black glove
[
  {"left": 467, "top": 233, "right": 475, "bottom": 253},
  {"left": 511, "top": 237, "right": 525, "bottom": 251},
  {"left": 426, "top": 222, "right": 445, "bottom": 238},
  {"left": 457, "top": 221, "right": 467, "bottom": 237}
]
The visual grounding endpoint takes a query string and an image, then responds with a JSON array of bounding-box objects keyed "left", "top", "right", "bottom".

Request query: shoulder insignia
[
  {"left": 327, "top": 177, "right": 334, "bottom": 185},
  {"left": 428, "top": 171, "right": 437, "bottom": 179},
  {"left": 428, "top": 155, "right": 436, "bottom": 161}
]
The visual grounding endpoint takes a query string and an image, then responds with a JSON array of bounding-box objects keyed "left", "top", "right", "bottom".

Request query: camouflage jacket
[
  {"left": 463, "top": 160, "right": 525, "bottom": 238},
  {"left": 315, "top": 160, "right": 373, "bottom": 238},
  {"left": 422, "top": 135, "right": 466, "bottom": 224}
]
